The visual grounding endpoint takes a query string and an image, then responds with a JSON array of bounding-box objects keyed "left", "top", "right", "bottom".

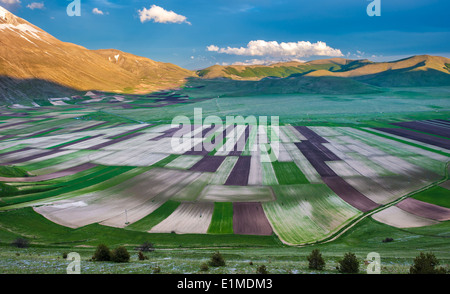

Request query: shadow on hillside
[
  {"left": 354, "top": 67, "right": 450, "bottom": 87},
  {"left": 0, "top": 76, "right": 83, "bottom": 105}
]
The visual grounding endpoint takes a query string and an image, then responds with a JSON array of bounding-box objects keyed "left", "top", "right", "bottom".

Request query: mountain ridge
[
  {"left": 198, "top": 55, "right": 450, "bottom": 86},
  {"left": 0, "top": 6, "right": 195, "bottom": 104}
]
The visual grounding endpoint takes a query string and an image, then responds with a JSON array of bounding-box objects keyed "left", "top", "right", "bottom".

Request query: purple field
[
  {"left": 374, "top": 127, "right": 450, "bottom": 149},
  {"left": 225, "top": 156, "right": 252, "bottom": 186},
  {"left": 392, "top": 120, "right": 450, "bottom": 138}
]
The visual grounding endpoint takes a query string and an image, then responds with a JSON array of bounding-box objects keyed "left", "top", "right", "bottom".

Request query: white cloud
[
  {"left": 208, "top": 40, "right": 343, "bottom": 58},
  {"left": 0, "top": 0, "right": 21, "bottom": 4},
  {"left": 92, "top": 8, "right": 104, "bottom": 15},
  {"left": 229, "top": 58, "right": 306, "bottom": 66},
  {"left": 138, "top": 5, "right": 190, "bottom": 25},
  {"left": 231, "top": 59, "right": 275, "bottom": 66},
  {"left": 27, "top": 2, "right": 44, "bottom": 10},
  {"left": 206, "top": 45, "right": 219, "bottom": 52}
]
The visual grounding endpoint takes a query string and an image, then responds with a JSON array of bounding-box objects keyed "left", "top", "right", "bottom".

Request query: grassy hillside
[
  {"left": 183, "top": 75, "right": 382, "bottom": 97},
  {"left": 198, "top": 59, "right": 371, "bottom": 80},
  {"left": 197, "top": 55, "right": 450, "bottom": 87}
]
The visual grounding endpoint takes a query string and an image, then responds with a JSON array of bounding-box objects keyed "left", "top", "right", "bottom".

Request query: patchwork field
[{"left": 0, "top": 89, "right": 449, "bottom": 255}]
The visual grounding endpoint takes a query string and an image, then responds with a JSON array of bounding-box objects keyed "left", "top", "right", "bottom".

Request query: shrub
[
  {"left": 208, "top": 251, "right": 226, "bottom": 267},
  {"left": 136, "top": 241, "right": 155, "bottom": 252},
  {"left": 111, "top": 246, "right": 130, "bottom": 263},
  {"left": 138, "top": 251, "right": 149, "bottom": 261},
  {"left": 337, "top": 252, "right": 360, "bottom": 274},
  {"left": 153, "top": 266, "right": 161, "bottom": 274},
  {"left": 62, "top": 252, "right": 68, "bottom": 259},
  {"left": 93, "top": 244, "right": 111, "bottom": 262},
  {"left": 382, "top": 238, "right": 394, "bottom": 243},
  {"left": 410, "top": 252, "right": 447, "bottom": 274},
  {"left": 11, "top": 238, "right": 29, "bottom": 248},
  {"left": 200, "top": 263, "right": 209, "bottom": 272},
  {"left": 256, "top": 265, "right": 268, "bottom": 274},
  {"left": 307, "top": 249, "right": 326, "bottom": 271}
]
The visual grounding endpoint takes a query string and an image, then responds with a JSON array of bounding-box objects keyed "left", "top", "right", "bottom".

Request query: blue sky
[{"left": 3, "top": 0, "right": 450, "bottom": 69}]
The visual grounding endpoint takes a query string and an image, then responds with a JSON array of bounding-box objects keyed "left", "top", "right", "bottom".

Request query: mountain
[
  {"left": 197, "top": 58, "right": 370, "bottom": 80},
  {"left": 0, "top": 6, "right": 195, "bottom": 104},
  {"left": 198, "top": 55, "right": 450, "bottom": 87}
]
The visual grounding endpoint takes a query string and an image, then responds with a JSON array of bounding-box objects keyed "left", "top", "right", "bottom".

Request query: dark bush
[
  {"left": 256, "top": 265, "right": 268, "bottom": 274},
  {"left": 92, "top": 244, "right": 111, "bottom": 262},
  {"left": 138, "top": 251, "right": 149, "bottom": 261},
  {"left": 307, "top": 249, "right": 326, "bottom": 270},
  {"left": 200, "top": 263, "right": 209, "bottom": 272},
  {"left": 62, "top": 252, "right": 68, "bottom": 259},
  {"left": 111, "top": 246, "right": 130, "bottom": 263},
  {"left": 11, "top": 238, "right": 29, "bottom": 248},
  {"left": 208, "top": 251, "right": 226, "bottom": 267},
  {"left": 382, "top": 238, "right": 394, "bottom": 243},
  {"left": 410, "top": 252, "right": 447, "bottom": 274},
  {"left": 337, "top": 252, "right": 360, "bottom": 273},
  {"left": 136, "top": 241, "right": 155, "bottom": 252}
]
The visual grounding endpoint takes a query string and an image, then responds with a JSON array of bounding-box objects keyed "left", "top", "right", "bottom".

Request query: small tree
[
  {"left": 200, "top": 263, "right": 209, "bottom": 272},
  {"left": 410, "top": 252, "right": 447, "bottom": 274},
  {"left": 93, "top": 244, "right": 111, "bottom": 262},
  {"left": 307, "top": 249, "right": 326, "bottom": 271},
  {"left": 337, "top": 252, "right": 360, "bottom": 274},
  {"left": 256, "top": 265, "right": 268, "bottom": 274},
  {"left": 208, "top": 251, "right": 226, "bottom": 267},
  {"left": 11, "top": 238, "right": 29, "bottom": 248},
  {"left": 111, "top": 246, "right": 130, "bottom": 263},
  {"left": 136, "top": 241, "right": 155, "bottom": 252}
]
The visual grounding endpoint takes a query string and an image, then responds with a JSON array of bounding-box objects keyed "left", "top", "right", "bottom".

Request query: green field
[
  {"left": 207, "top": 202, "right": 234, "bottom": 234},
  {"left": 412, "top": 186, "right": 450, "bottom": 208},
  {"left": 264, "top": 184, "right": 362, "bottom": 245},
  {"left": 272, "top": 161, "right": 309, "bottom": 185},
  {"left": 127, "top": 201, "right": 181, "bottom": 232}
]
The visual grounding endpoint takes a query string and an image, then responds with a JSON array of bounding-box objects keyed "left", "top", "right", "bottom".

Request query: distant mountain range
[
  {"left": 1, "top": 5, "right": 450, "bottom": 105},
  {"left": 198, "top": 55, "right": 450, "bottom": 87}
]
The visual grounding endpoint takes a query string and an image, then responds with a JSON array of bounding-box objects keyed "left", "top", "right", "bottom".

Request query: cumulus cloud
[
  {"left": 0, "top": 0, "right": 21, "bottom": 4},
  {"left": 207, "top": 40, "right": 343, "bottom": 58},
  {"left": 206, "top": 45, "right": 219, "bottom": 52},
  {"left": 138, "top": 5, "right": 190, "bottom": 25},
  {"left": 92, "top": 8, "right": 104, "bottom": 15},
  {"left": 27, "top": 2, "right": 44, "bottom": 10},
  {"left": 232, "top": 59, "right": 276, "bottom": 66}
]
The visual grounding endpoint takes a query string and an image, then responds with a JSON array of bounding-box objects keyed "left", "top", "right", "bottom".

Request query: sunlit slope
[
  {"left": 0, "top": 6, "right": 195, "bottom": 103},
  {"left": 198, "top": 55, "right": 450, "bottom": 87}
]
